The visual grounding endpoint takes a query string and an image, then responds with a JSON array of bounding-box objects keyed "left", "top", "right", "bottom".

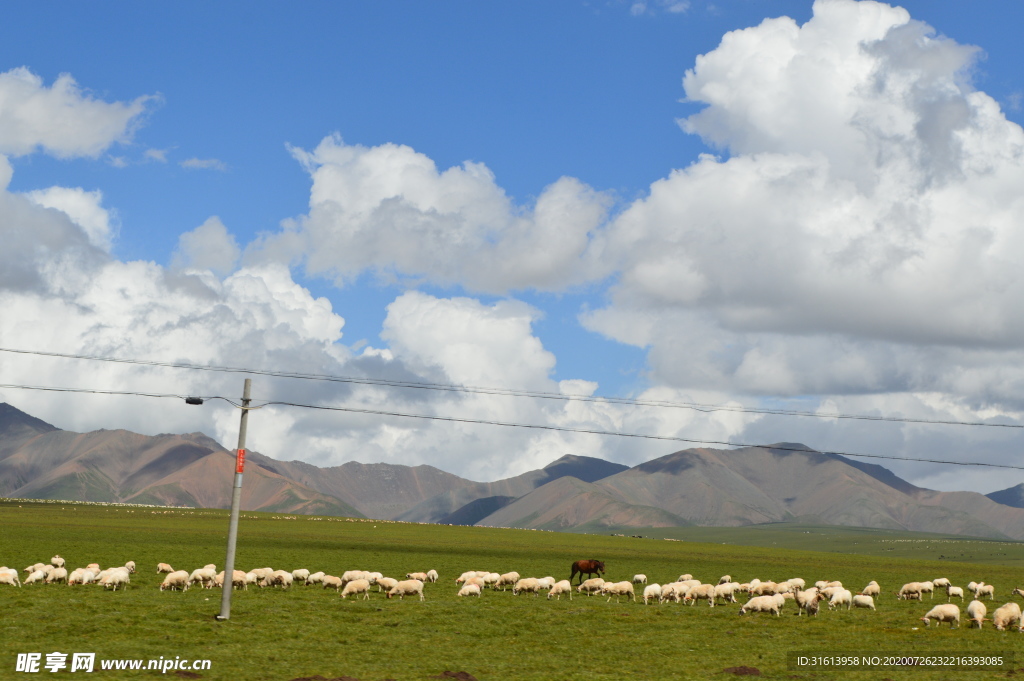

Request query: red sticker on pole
[{"left": 236, "top": 448, "right": 246, "bottom": 473}]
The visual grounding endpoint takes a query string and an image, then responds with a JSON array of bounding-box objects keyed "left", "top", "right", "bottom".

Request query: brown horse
[{"left": 570, "top": 559, "right": 605, "bottom": 585}]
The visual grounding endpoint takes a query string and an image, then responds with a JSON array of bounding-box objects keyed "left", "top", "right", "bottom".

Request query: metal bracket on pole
[{"left": 216, "top": 377, "right": 251, "bottom": 621}]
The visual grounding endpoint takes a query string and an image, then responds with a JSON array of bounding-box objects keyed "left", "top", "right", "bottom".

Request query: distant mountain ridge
[{"left": 4, "top": 401, "right": 1024, "bottom": 539}]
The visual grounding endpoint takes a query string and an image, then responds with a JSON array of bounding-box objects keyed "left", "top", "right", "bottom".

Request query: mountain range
[{"left": 3, "top": 401, "right": 1024, "bottom": 539}]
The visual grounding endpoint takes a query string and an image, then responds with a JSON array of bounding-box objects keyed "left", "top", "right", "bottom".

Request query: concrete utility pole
[{"left": 217, "top": 378, "right": 251, "bottom": 621}]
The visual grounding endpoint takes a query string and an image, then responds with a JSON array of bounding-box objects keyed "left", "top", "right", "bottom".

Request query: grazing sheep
[
  {"left": 602, "top": 581, "right": 636, "bottom": 603},
  {"left": 660, "top": 582, "right": 689, "bottom": 603},
  {"left": 322, "top": 576, "right": 343, "bottom": 591},
  {"left": 632, "top": 574, "right": 648, "bottom": 585},
  {"left": 714, "top": 582, "right": 740, "bottom": 604},
  {"left": 933, "top": 578, "right": 951, "bottom": 589},
  {"left": 245, "top": 571, "right": 260, "bottom": 588},
  {"left": 406, "top": 571, "right": 428, "bottom": 582},
  {"left": 484, "top": 573, "right": 502, "bottom": 589},
  {"left": 24, "top": 570, "right": 46, "bottom": 585},
  {"left": 203, "top": 564, "right": 216, "bottom": 571},
  {"left": 752, "top": 581, "right": 778, "bottom": 597},
  {"left": 861, "top": 581, "right": 880, "bottom": 597},
  {"left": 266, "top": 570, "right": 293, "bottom": 589},
  {"left": 340, "top": 570, "right": 370, "bottom": 586},
  {"left": 548, "top": 580, "right": 573, "bottom": 601},
  {"left": 676, "top": 574, "right": 693, "bottom": 582},
  {"left": 455, "top": 571, "right": 487, "bottom": 584},
  {"left": 537, "top": 576, "right": 556, "bottom": 590},
  {"left": 976, "top": 584, "right": 995, "bottom": 600},
  {"left": 1012, "top": 588, "right": 1024, "bottom": 600},
  {"left": 426, "top": 570, "right": 439, "bottom": 583},
  {"left": 124, "top": 561, "right": 136, "bottom": 574},
  {"left": 387, "top": 579, "right": 425, "bottom": 601},
  {"left": 642, "top": 584, "right": 662, "bottom": 605},
  {"left": 992, "top": 602, "right": 1022, "bottom": 631},
  {"left": 740, "top": 594, "right": 785, "bottom": 616},
  {"left": 718, "top": 575, "right": 732, "bottom": 584},
  {"left": 292, "top": 569, "right": 310, "bottom": 585},
  {"left": 967, "top": 600, "right": 987, "bottom": 629},
  {"left": 829, "top": 589, "right": 853, "bottom": 611},
  {"left": 306, "top": 571, "right": 325, "bottom": 586},
  {"left": 101, "top": 569, "right": 130, "bottom": 591},
  {"left": 852, "top": 595, "right": 875, "bottom": 610},
  {"left": 947, "top": 586, "right": 964, "bottom": 601},
  {"left": 156, "top": 563, "right": 174, "bottom": 574},
  {"left": 375, "top": 577, "right": 398, "bottom": 593},
  {"left": 341, "top": 578, "right": 371, "bottom": 600},
  {"left": 45, "top": 568, "right": 68, "bottom": 584},
  {"left": 787, "top": 578, "right": 806, "bottom": 590},
  {"left": 898, "top": 582, "right": 924, "bottom": 600},
  {"left": 495, "top": 572, "right": 520, "bottom": 591},
  {"left": 920, "top": 604, "right": 960, "bottom": 628},
  {"left": 50, "top": 555, "right": 65, "bottom": 568},
  {"left": 24, "top": 563, "right": 45, "bottom": 574},
  {"left": 919, "top": 581, "right": 935, "bottom": 599},
  {"left": 222, "top": 570, "right": 247, "bottom": 590},
  {"left": 160, "top": 570, "right": 190, "bottom": 592},
  {"left": 0, "top": 568, "right": 21, "bottom": 587},
  {"left": 189, "top": 568, "right": 216, "bottom": 589},
  {"left": 513, "top": 578, "right": 543, "bottom": 596},
  {"left": 458, "top": 583, "right": 482, "bottom": 597},
  {"left": 576, "top": 578, "right": 606, "bottom": 596},
  {"left": 684, "top": 583, "right": 716, "bottom": 607}
]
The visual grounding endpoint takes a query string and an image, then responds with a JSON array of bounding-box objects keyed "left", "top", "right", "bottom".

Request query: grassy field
[{"left": 3, "top": 500, "right": 1024, "bottom": 681}]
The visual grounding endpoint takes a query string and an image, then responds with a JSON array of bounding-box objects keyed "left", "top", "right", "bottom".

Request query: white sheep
[
  {"left": 920, "top": 603, "right": 960, "bottom": 628},
  {"left": 24, "top": 570, "right": 46, "bottom": 585},
  {"left": 976, "top": 584, "right": 995, "bottom": 600},
  {"left": 992, "top": 602, "right": 1021, "bottom": 631},
  {"left": 156, "top": 563, "right": 174, "bottom": 574},
  {"left": 684, "top": 583, "right": 716, "bottom": 607},
  {"left": 455, "top": 571, "right": 486, "bottom": 584},
  {"left": 632, "top": 574, "right": 647, "bottom": 585},
  {"left": 124, "top": 561, "right": 136, "bottom": 574},
  {"left": 642, "top": 583, "right": 662, "bottom": 605},
  {"left": 514, "top": 578, "right": 542, "bottom": 596},
  {"left": 341, "top": 578, "right": 371, "bottom": 600},
  {"left": 458, "top": 583, "right": 482, "bottom": 597},
  {"left": 426, "top": 569, "right": 439, "bottom": 583},
  {"left": 367, "top": 572, "right": 382, "bottom": 584},
  {"left": 718, "top": 575, "right": 732, "bottom": 584},
  {"left": 852, "top": 594, "right": 874, "bottom": 610},
  {"left": 266, "top": 570, "right": 293, "bottom": 589},
  {"left": 292, "top": 569, "right": 310, "bottom": 585},
  {"left": 576, "top": 578, "right": 605, "bottom": 596},
  {"left": 829, "top": 589, "right": 853, "bottom": 611},
  {"left": 740, "top": 594, "right": 785, "bottom": 616},
  {"left": 897, "top": 582, "right": 924, "bottom": 600},
  {"left": 484, "top": 573, "right": 502, "bottom": 588},
  {"left": 787, "top": 578, "right": 806, "bottom": 590},
  {"left": 946, "top": 586, "right": 964, "bottom": 601},
  {"left": 376, "top": 577, "right": 398, "bottom": 593},
  {"left": 932, "top": 577, "right": 951, "bottom": 589},
  {"left": 50, "top": 555, "right": 65, "bottom": 568},
  {"left": 189, "top": 568, "right": 216, "bottom": 589},
  {"left": 322, "top": 576, "right": 343, "bottom": 591},
  {"left": 101, "top": 569, "right": 130, "bottom": 591},
  {"left": 406, "top": 571, "right": 428, "bottom": 582},
  {"left": 45, "top": 567, "right": 68, "bottom": 584},
  {"left": 0, "top": 568, "right": 21, "bottom": 587},
  {"left": 660, "top": 582, "right": 689, "bottom": 603},
  {"left": 537, "top": 576, "right": 556, "bottom": 590},
  {"left": 676, "top": 574, "right": 693, "bottom": 582},
  {"left": 861, "top": 581, "right": 881, "bottom": 597},
  {"left": 548, "top": 580, "right": 573, "bottom": 601},
  {"left": 494, "top": 572, "right": 520, "bottom": 591},
  {"left": 714, "top": 582, "right": 739, "bottom": 604},
  {"left": 603, "top": 581, "right": 636, "bottom": 603},
  {"left": 341, "top": 570, "right": 370, "bottom": 585},
  {"left": 387, "top": 579, "right": 424, "bottom": 601},
  {"left": 967, "top": 599, "right": 987, "bottom": 628},
  {"left": 160, "top": 570, "right": 190, "bottom": 591},
  {"left": 919, "top": 581, "right": 935, "bottom": 599},
  {"left": 203, "top": 564, "right": 216, "bottom": 571},
  {"left": 306, "top": 571, "right": 325, "bottom": 586}
]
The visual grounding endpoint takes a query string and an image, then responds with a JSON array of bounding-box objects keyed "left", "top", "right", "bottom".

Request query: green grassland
[{"left": 3, "top": 500, "right": 1024, "bottom": 681}]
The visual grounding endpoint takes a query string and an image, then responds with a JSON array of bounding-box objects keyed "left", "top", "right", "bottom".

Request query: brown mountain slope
[
  {"left": 476, "top": 445, "right": 1024, "bottom": 539},
  {"left": 0, "top": 403, "right": 362, "bottom": 516},
  {"left": 477, "top": 476, "right": 687, "bottom": 531}
]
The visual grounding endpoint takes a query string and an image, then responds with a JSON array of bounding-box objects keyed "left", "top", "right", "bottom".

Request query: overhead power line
[
  {"left": 1, "top": 380, "right": 1018, "bottom": 472},
  {"left": 0, "top": 346, "right": 1020, "bottom": 430}
]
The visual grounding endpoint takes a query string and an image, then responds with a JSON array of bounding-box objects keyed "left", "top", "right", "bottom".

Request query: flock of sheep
[
  {"left": 1, "top": 555, "right": 136, "bottom": 590},
  {"left": 7, "top": 554, "right": 1024, "bottom": 631}
]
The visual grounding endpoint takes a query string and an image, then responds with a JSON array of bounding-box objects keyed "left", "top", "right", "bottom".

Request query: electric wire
[
  {"left": 0, "top": 346, "right": 1020, "bottom": 430},
  {"left": 1, "top": 380, "right": 1019, "bottom": 471}
]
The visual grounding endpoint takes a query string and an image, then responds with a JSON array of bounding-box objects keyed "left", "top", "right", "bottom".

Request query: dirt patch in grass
[{"left": 723, "top": 666, "right": 761, "bottom": 676}]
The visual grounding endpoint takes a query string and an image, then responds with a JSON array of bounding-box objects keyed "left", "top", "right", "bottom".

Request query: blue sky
[{"left": 3, "top": 1, "right": 1024, "bottom": 492}]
